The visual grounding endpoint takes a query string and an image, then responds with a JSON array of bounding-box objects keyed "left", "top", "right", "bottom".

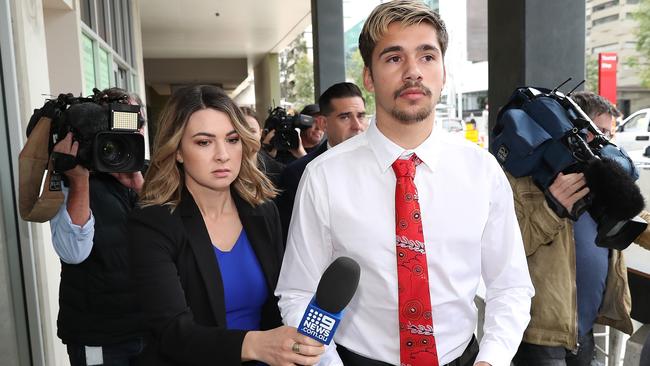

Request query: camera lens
[
  {"left": 93, "top": 132, "right": 144, "bottom": 173},
  {"left": 95, "top": 134, "right": 137, "bottom": 172},
  {"left": 100, "top": 139, "right": 129, "bottom": 166}
]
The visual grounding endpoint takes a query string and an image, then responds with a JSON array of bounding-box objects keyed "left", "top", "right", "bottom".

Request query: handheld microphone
[{"left": 298, "top": 256, "right": 361, "bottom": 345}]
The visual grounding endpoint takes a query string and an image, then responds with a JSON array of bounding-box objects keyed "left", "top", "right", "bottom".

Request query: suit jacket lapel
[
  {"left": 178, "top": 189, "right": 227, "bottom": 326},
  {"left": 178, "top": 189, "right": 279, "bottom": 325},
  {"left": 234, "top": 194, "right": 279, "bottom": 292}
]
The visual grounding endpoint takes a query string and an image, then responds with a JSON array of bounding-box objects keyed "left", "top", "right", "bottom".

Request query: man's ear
[{"left": 363, "top": 66, "right": 375, "bottom": 93}]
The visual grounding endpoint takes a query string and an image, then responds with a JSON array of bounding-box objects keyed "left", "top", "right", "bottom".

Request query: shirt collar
[{"left": 367, "top": 120, "right": 441, "bottom": 173}]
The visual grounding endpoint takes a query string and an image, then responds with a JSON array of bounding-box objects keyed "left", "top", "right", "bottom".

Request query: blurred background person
[
  {"left": 276, "top": 82, "right": 368, "bottom": 244},
  {"left": 510, "top": 91, "right": 650, "bottom": 366},
  {"left": 297, "top": 104, "right": 325, "bottom": 153},
  {"left": 240, "top": 106, "right": 284, "bottom": 186},
  {"left": 129, "top": 85, "right": 324, "bottom": 365}
]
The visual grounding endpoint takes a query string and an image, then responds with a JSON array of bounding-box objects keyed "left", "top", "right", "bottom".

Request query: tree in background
[
  {"left": 279, "top": 33, "right": 314, "bottom": 110},
  {"left": 346, "top": 49, "right": 375, "bottom": 115},
  {"left": 293, "top": 53, "right": 315, "bottom": 109},
  {"left": 629, "top": 0, "right": 650, "bottom": 87},
  {"left": 585, "top": 54, "right": 599, "bottom": 93}
]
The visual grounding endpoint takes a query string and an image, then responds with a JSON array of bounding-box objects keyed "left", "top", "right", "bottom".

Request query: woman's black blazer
[{"left": 128, "top": 189, "right": 284, "bottom": 365}]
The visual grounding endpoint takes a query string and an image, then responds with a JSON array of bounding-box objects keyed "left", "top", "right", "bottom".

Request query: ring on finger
[{"left": 292, "top": 342, "right": 301, "bottom": 354}]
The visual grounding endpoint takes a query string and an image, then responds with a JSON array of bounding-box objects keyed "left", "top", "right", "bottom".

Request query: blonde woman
[{"left": 128, "top": 85, "right": 323, "bottom": 365}]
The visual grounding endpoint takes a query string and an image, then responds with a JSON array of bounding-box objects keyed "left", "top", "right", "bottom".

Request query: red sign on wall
[{"left": 598, "top": 52, "right": 617, "bottom": 105}]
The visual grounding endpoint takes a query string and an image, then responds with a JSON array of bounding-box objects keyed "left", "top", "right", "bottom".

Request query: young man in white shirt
[{"left": 275, "top": 1, "right": 534, "bottom": 365}]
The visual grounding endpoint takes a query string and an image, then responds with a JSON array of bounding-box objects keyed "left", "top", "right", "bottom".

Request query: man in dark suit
[{"left": 276, "top": 82, "right": 368, "bottom": 243}]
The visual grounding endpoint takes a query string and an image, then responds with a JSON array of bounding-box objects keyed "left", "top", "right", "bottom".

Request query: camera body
[
  {"left": 35, "top": 91, "right": 145, "bottom": 173},
  {"left": 491, "top": 86, "right": 646, "bottom": 250},
  {"left": 264, "top": 106, "right": 314, "bottom": 151}
]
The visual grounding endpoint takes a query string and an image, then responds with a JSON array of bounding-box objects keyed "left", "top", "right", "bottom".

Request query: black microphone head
[
  {"left": 315, "top": 257, "right": 361, "bottom": 314},
  {"left": 585, "top": 157, "right": 644, "bottom": 221}
]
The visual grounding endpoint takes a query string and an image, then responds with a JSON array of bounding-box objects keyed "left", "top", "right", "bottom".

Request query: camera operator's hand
[
  {"left": 262, "top": 130, "right": 278, "bottom": 158},
  {"left": 288, "top": 128, "right": 307, "bottom": 159},
  {"left": 548, "top": 172, "right": 590, "bottom": 214},
  {"left": 53, "top": 132, "right": 89, "bottom": 179},
  {"left": 110, "top": 172, "right": 144, "bottom": 195},
  {"left": 52, "top": 132, "right": 91, "bottom": 226}
]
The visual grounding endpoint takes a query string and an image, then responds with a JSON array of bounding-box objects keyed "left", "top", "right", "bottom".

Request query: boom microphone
[{"left": 298, "top": 257, "right": 361, "bottom": 344}]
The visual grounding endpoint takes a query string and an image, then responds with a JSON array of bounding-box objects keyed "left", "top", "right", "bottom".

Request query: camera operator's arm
[
  {"left": 508, "top": 172, "right": 589, "bottom": 256},
  {"left": 49, "top": 132, "right": 95, "bottom": 264}
]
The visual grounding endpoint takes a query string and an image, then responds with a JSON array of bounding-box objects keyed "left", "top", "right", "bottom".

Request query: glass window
[
  {"left": 80, "top": 0, "right": 92, "bottom": 27},
  {"left": 122, "top": 0, "right": 132, "bottom": 64},
  {"left": 97, "top": 0, "right": 107, "bottom": 42},
  {"left": 117, "top": 67, "right": 128, "bottom": 90},
  {"left": 81, "top": 0, "right": 137, "bottom": 94},
  {"left": 593, "top": 14, "right": 620, "bottom": 26},
  {"left": 622, "top": 113, "right": 649, "bottom": 132},
  {"left": 97, "top": 48, "right": 110, "bottom": 91},
  {"left": 593, "top": 0, "right": 619, "bottom": 12},
  {"left": 111, "top": 0, "right": 122, "bottom": 57},
  {"left": 82, "top": 34, "right": 96, "bottom": 96}
]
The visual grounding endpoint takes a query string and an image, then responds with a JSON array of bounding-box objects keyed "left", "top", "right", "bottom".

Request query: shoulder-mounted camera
[
  {"left": 491, "top": 79, "right": 647, "bottom": 250},
  {"left": 28, "top": 88, "right": 145, "bottom": 173},
  {"left": 263, "top": 106, "right": 314, "bottom": 151}
]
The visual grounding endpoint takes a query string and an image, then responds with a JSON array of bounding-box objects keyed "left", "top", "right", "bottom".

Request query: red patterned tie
[{"left": 392, "top": 154, "right": 439, "bottom": 366}]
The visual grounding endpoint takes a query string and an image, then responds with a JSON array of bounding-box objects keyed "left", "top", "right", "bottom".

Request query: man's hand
[
  {"left": 262, "top": 130, "right": 278, "bottom": 158},
  {"left": 53, "top": 132, "right": 90, "bottom": 226},
  {"left": 474, "top": 362, "right": 491, "bottom": 366},
  {"left": 53, "top": 132, "right": 89, "bottom": 180},
  {"left": 548, "top": 172, "right": 590, "bottom": 214},
  {"left": 110, "top": 172, "right": 144, "bottom": 194},
  {"left": 289, "top": 128, "right": 307, "bottom": 159}
]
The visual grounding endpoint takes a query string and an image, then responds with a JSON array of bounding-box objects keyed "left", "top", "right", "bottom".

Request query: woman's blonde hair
[
  {"left": 359, "top": 0, "right": 448, "bottom": 70},
  {"left": 140, "top": 85, "right": 277, "bottom": 208}
]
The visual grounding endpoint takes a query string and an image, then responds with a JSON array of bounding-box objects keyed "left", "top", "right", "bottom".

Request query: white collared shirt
[{"left": 276, "top": 121, "right": 533, "bottom": 366}]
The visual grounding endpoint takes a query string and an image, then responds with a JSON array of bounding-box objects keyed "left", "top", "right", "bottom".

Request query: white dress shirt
[
  {"left": 275, "top": 121, "right": 534, "bottom": 366},
  {"left": 50, "top": 186, "right": 95, "bottom": 264}
]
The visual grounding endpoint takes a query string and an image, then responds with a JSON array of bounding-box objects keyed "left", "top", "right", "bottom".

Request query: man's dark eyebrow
[
  {"left": 417, "top": 44, "right": 441, "bottom": 53},
  {"left": 378, "top": 45, "right": 403, "bottom": 58},
  {"left": 378, "top": 44, "right": 440, "bottom": 58},
  {"left": 337, "top": 112, "right": 352, "bottom": 118}
]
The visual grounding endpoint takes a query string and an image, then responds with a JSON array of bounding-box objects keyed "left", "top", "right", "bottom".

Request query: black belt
[{"left": 337, "top": 336, "right": 479, "bottom": 366}]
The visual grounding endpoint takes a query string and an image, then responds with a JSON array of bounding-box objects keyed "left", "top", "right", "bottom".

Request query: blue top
[
  {"left": 574, "top": 212, "right": 609, "bottom": 336},
  {"left": 214, "top": 230, "right": 268, "bottom": 330}
]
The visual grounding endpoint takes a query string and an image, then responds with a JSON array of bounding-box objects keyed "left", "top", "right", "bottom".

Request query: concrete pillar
[
  {"left": 44, "top": 5, "right": 84, "bottom": 95},
  {"left": 254, "top": 53, "right": 281, "bottom": 126},
  {"left": 487, "top": 0, "right": 586, "bottom": 137},
  {"left": 310, "top": 0, "right": 345, "bottom": 98}
]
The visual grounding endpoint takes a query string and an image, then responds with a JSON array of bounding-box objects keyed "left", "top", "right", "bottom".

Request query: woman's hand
[{"left": 242, "top": 325, "right": 325, "bottom": 366}]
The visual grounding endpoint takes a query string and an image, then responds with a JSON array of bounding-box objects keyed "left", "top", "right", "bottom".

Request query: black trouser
[
  {"left": 512, "top": 330, "right": 595, "bottom": 366},
  {"left": 337, "top": 336, "right": 479, "bottom": 366}
]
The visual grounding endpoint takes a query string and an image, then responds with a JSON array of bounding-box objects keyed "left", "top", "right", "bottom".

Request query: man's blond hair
[{"left": 359, "top": 0, "right": 448, "bottom": 69}]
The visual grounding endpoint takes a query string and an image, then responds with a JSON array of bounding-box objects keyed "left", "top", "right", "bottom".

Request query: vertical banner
[{"left": 598, "top": 52, "right": 617, "bottom": 105}]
